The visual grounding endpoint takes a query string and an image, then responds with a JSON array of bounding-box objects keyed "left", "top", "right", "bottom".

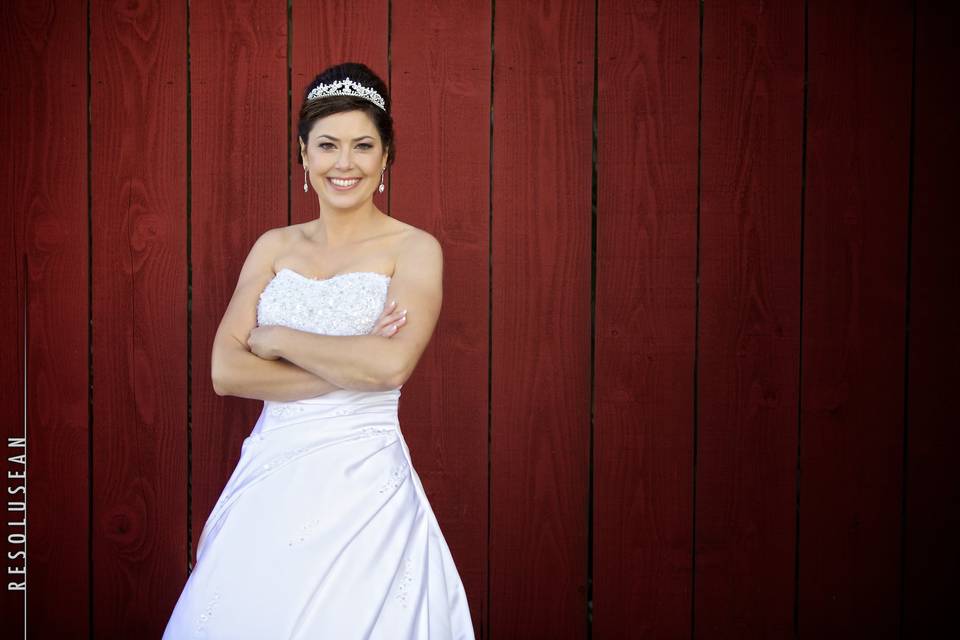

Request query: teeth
[{"left": 330, "top": 178, "right": 360, "bottom": 187}]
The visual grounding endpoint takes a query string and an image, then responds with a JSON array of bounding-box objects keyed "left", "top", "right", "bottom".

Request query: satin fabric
[{"left": 162, "top": 388, "right": 475, "bottom": 639}]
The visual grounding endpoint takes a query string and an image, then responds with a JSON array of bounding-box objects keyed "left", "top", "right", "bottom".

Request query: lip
[{"left": 326, "top": 177, "right": 362, "bottom": 191}]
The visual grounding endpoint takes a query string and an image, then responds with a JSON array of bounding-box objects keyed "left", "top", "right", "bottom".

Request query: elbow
[
  {"left": 211, "top": 376, "right": 227, "bottom": 396},
  {"left": 210, "top": 338, "right": 246, "bottom": 397},
  {"left": 381, "top": 361, "right": 410, "bottom": 391},
  {"left": 380, "top": 374, "right": 402, "bottom": 391},
  {"left": 211, "top": 368, "right": 230, "bottom": 396},
  {"left": 380, "top": 342, "right": 425, "bottom": 390},
  {"left": 210, "top": 351, "right": 233, "bottom": 396}
]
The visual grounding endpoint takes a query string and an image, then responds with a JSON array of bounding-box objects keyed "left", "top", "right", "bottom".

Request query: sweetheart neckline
[{"left": 277, "top": 267, "right": 392, "bottom": 283}]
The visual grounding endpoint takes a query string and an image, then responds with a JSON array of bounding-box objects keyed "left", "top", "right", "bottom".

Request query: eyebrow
[{"left": 316, "top": 135, "right": 375, "bottom": 142}]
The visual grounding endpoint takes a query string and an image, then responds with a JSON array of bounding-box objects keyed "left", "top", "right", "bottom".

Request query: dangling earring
[
  {"left": 378, "top": 167, "right": 386, "bottom": 194},
  {"left": 303, "top": 166, "right": 309, "bottom": 193}
]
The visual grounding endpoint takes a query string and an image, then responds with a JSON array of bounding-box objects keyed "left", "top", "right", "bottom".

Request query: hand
[
  {"left": 247, "top": 325, "right": 285, "bottom": 360},
  {"left": 371, "top": 298, "right": 407, "bottom": 337}
]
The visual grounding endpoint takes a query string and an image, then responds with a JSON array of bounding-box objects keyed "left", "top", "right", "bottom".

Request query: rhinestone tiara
[{"left": 306, "top": 77, "right": 386, "bottom": 112}]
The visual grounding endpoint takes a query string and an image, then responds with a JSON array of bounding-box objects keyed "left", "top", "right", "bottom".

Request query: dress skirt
[{"left": 162, "top": 388, "right": 475, "bottom": 639}]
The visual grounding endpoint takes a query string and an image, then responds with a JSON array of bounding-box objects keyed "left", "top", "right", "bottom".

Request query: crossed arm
[
  {"left": 210, "top": 227, "right": 442, "bottom": 402},
  {"left": 248, "top": 329, "right": 405, "bottom": 392},
  {"left": 211, "top": 344, "right": 345, "bottom": 402}
]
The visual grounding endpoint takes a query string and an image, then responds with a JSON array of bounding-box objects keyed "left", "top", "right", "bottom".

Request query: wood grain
[
  {"left": 595, "top": 0, "right": 700, "bottom": 637},
  {"left": 0, "top": 1, "right": 90, "bottom": 637},
  {"left": 490, "top": 0, "right": 594, "bottom": 636},
  {"left": 90, "top": 0, "right": 187, "bottom": 636},
  {"left": 799, "top": 1, "right": 912, "bottom": 635},
  {"left": 695, "top": 0, "right": 804, "bottom": 635},
  {"left": 2, "top": 0, "right": 954, "bottom": 636}
]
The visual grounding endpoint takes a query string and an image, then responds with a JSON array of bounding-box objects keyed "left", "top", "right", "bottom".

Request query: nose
[{"left": 334, "top": 147, "right": 353, "bottom": 170}]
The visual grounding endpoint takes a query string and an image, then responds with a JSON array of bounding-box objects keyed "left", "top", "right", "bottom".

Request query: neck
[{"left": 313, "top": 200, "right": 382, "bottom": 246}]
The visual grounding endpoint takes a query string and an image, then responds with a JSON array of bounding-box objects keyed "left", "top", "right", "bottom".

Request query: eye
[
  {"left": 356, "top": 143, "right": 373, "bottom": 150},
  {"left": 318, "top": 142, "right": 335, "bottom": 150}
]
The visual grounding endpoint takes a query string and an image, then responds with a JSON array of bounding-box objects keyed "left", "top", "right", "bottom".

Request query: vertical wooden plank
[
  {"left": 391, "top": 2, "right": 491, "bottom": 637},
  {"left": 490, "top": 0, "right": 594, "bottom": 636},
  {"left": 0, "top": 1, "right": 90, "bottom": 637},
  {"left": 90, "top": 1, "right": 187, "bottom": 636},
  {"left": 186, "top": 0, "right": 289, "bottom": 599},
  {"left": 695, "top": 0, "right": 804, "bottom": 635},
  {"left": 594, "top": 0, "right": 699, "bottom": 636},
  {"left": 903, "top": 1, "right": 960, "bottom": 634},
  {"left": 799, "top": 1, "right": 912, "bottom": 635},
  {"left": 291, "top": 0, "right": 388, "bottom": 224}
]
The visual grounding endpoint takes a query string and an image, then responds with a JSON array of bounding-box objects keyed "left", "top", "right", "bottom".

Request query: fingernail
[
  {"left": 392, "top": 299, "right": 398, "bottom": 307},
  {"left": 401, "top": 309, "right": 407, "bottom": 316}
]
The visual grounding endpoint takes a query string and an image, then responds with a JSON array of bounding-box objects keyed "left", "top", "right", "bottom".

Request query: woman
[{"left": 163, "top": 62, "right": 475, "bottom": 639}]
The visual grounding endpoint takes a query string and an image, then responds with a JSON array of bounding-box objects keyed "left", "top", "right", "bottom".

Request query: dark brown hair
[{"left": 296, "top": 62, "right": 395, "bottom": 168}]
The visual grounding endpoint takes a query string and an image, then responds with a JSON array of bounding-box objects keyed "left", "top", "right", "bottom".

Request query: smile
[{"left": 327, "top": 177, "right": 361, "bottom": 190}]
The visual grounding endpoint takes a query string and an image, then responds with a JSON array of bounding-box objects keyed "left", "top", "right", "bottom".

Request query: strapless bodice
[{"left": 257, "top": 268, "right": 392, "bottom": 336}]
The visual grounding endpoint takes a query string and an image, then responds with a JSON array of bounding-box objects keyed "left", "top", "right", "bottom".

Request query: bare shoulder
[
  {"left": 251, "top": 223, "right": 293, "bottom": 252},
  {"left": 270, "top": 221, "right": 309, "bottom": 246},
  {"left": 392, "top": 222, "right": 443, "bottom": 277},
  {"left": 229, "top": 224, "right": 300, "bottom": 295},
  {"left": 249, "top": 223, "right": 301, "bottom": 268}
]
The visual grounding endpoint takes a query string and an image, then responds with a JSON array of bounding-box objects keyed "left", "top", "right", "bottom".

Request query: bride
[{"left": 162, "top": 62, "right": 475, "bottom": 639}]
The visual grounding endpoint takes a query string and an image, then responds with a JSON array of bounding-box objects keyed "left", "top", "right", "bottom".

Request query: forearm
[
  {"left": 212, "top": 345, "right": 344, "bottom": 402},
  {"left": 274, "top": 329, "right": 398, "bottom": 392}
]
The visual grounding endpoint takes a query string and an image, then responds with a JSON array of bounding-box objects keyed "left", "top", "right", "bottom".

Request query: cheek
[{"left": 307, "top": 152, "right": 331, "bottom": 168}]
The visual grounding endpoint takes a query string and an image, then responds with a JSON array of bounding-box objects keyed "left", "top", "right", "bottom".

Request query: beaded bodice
[{"left": 257, "top": 268, "right": 392, "bottom": 336}]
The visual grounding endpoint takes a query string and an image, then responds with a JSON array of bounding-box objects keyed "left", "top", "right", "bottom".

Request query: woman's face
[{"left": 300, "top": 110, "right": 388, "bottom": 210}]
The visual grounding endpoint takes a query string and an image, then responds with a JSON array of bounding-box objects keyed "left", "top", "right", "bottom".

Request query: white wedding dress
[{"left": 163, "top": 268, "right": 475, "bottom": 639}]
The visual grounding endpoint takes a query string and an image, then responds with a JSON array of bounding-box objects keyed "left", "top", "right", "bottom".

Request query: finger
[
  {"left": 384, "top": 308, "right": 407, "bottom": 322},
  {"left": 373, "top": 318, "right": 395, "bottom": 335},
  {"left": 373, "top": 316, "right": 394, "bottom": 333},
  {"left": 386, "top": 317, "right": 406, "bottom": 335},
  {"left": 375, "top": 307, "right": 399, "bottom": 322},
  {"left": 373, "top": 309, "right": 405, "bottom": 335},
  {"left": 375, "top": 312, "right": 400, "bottom": 328}
]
